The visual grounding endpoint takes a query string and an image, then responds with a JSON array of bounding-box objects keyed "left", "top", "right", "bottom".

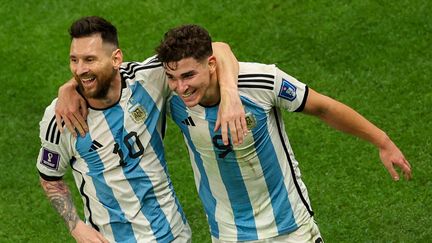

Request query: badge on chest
[{"left": 128, "top": 97, "right": 147, "bottom": 124}]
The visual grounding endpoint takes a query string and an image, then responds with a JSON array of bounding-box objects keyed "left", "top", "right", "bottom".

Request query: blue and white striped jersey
[
  {"left": 168, "top": 62, "right": 314, "bottom": 241},
  {"left": 37, "top": 57, "right": 189, "bottom": 243}
]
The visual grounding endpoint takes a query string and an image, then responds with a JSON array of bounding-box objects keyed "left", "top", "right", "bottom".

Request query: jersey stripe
[
  {"left": 44, "top": 116, "right": 62, "bottom": 144},
  {"left": 169, "top": 96, "right": 220, "bottom": 237},
  {"left": 133, "top": 81, "right": 187, "bottom": 226},
  {"left": 237, "top": 84, "right": 273, "bottom": 90},
  {"left": 238, "top": 74, "right": 274, "bottom": 79},
  {"left": 121, "top": 62, "right": 163, "bottom": 81},
  {"left": 75, "top": 133, "right": 135, "bottom": 243},
  {"left": 103, "top": 103, "right": 174, "bottom": 242},
  {"left": 243, "top": 97, "right": 297, "bottom": 234},
  {"left": 70, "top": 159, "right": 100, "bottom": 231},
  {"left": 206, "top": 107, "right": 258, "bottom": 240},
  {"left": 238, "top": 75, "right": 274, "bottom": 90},
  {"left": 273, "top": 107, "right": 314, "bottom": 216}
]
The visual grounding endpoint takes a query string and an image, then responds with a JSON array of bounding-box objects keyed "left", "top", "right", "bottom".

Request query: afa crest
[
  {"left": 245, "top": 112, "right": 256, "bottom": 130},
  {"left": 129, "top": 103, "right": 147, "bottom": 124}
]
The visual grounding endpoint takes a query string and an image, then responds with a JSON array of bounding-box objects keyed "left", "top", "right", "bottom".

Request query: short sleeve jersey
[
  {"left": 37, "top": 57, "right": 189, "bottom": 243},
  {"left": 168, "top": 62, "right": 314, "bottom": 241}
]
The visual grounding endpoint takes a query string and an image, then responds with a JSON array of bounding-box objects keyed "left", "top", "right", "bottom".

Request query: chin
[{"left": 184, "top": 100, "right": 199, "bottom": 108}]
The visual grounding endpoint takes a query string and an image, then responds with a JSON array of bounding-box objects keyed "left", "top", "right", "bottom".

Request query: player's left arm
[
  {"left": 55, "top": 78, "right": 88, "bottom": 137},
  {"left": 212, "top": 42, "right": 247, "bottom": 146},
  {"left": 303, "top": 88, "right": 412, "bottom": 181}
]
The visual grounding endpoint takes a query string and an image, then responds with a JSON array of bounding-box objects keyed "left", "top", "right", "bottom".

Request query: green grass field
[{"left": 1, "top": 0, "right": 431, "bottom": 242}]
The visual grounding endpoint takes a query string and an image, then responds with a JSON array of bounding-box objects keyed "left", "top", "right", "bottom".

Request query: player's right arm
[{"left": 39, "top": 177, "right": 108, "bottom": 243}]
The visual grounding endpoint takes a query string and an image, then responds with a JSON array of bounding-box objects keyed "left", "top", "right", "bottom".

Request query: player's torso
[
  {"left": 168, "top": 62, "right": 311, "bottom": 241},
  {"left": 70, "top": 61, "right": 186, "bottom": 242}
]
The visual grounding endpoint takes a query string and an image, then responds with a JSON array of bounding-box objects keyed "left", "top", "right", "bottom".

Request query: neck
[{"left": 87, "top": 73, "right": 122, "bottom": 109}]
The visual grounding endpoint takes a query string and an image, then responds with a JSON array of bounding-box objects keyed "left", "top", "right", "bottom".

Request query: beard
[{"left": 76, "top": 68, "right": 117, "bottom": 99}]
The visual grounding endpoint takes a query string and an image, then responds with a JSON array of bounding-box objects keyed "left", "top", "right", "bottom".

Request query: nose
[
  {"left": 72, "top": 61, "right": 89, "bottom": 76},
  {"left": 176, "top": 79, "right": 189, "bottom": 94}
]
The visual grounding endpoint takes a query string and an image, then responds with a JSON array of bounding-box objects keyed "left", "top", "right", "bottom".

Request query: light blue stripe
[
  {"left": 205, "top": 105, "right": 258, "bottom": 241},
  {"left": 102, "top": 82, "right": 175, "bottom": 243},
  {"left": 169, "top": 96, "right": 219, "bottom": 238},
  {"left": 76, "top": 133, "right": 136, "bottom": 243},
  {"left": 242, "top": 96, "right": 297, "bottom": 234},
  {"left": 132, "top": 82, "right": 186, "bottom": 224}
]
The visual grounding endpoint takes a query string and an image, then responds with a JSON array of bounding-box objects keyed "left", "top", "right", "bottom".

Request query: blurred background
[{"left": 0, "top": 0, "right": 430, "bottom": 242}]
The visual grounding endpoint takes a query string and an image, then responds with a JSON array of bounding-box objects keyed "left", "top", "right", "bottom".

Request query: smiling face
[
  {"left": 165, "top": 56, "right": 218, "bottom": 107},
  {"left": 69, "top": 33, "right": 118, "bottom": 100}
]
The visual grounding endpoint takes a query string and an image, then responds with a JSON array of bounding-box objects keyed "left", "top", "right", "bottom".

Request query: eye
[
  {"left": 183, "top": 73, "right": 195, "bottom": 79},
  {"left": 70, "top": 57, "right": 78, "bottom": 64},
  {"left": 86, "top": 57, "right": 95, "bottom": 63},
  {"left": 166, "top": 74, "right": 176, "bottom": 81}
]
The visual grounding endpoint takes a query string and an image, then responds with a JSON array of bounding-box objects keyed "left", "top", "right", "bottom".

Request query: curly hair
[{"left": 156, "top": 24, "right": 212, "bottom": 70}]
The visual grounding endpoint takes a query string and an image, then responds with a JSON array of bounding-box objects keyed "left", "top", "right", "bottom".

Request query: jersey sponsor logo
[
  {"left": 88, "top": 140, "right": 103, "bottom": 152},
  {"left": 278, "top": 78, "right": 297, "bottom": 101},
  {"left": 40, "top": 147, "right": 60, "bottom": 170},
  {"left": 181, "top": 116, "right": 195, "bottom": 126}
]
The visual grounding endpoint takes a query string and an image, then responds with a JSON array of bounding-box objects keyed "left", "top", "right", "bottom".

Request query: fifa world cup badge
[{"left": 129, "top": 103, "right": 147, "bottom": 124}]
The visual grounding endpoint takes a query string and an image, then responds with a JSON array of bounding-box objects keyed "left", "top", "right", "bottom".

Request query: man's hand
[
  {"left": 379, "top": 138, "right": 412, "bottom": 181},
  {"left": 55, "top": 78, "right": 88, "bottom": 137},
  {"left": 216, "top": 86, "right": 248, "bottom": 146},
  {"left": 71, "top": 220, "right": 109, "bottom": 243}
]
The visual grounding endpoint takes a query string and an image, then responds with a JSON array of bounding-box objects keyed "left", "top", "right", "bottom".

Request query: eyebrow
[
  {"left": 180, "top": 70, "right": 196, "bottom": 78},
  {"left": 165, "top": 70, "right": 196, "bottom": 79}
]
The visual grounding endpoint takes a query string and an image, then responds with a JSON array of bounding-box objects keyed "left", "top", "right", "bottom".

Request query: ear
[
  {"left": 208, "top": 55, "right": 217, "bottom": 74},
  {"left": 112, "top": 49, "right": 123, "bottom": 69}
]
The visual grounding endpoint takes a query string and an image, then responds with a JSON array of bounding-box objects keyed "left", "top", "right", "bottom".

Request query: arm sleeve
[
  {"left": 273, "top": 67, "right": 309, "bottom": 112},
  {"left": 36, "top": 99, "right": 73, "bottom": 179}
]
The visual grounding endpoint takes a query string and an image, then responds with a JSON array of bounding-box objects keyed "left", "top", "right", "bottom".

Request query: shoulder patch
[
  {"left": 278, "top": 78, "right": 297, "bottom": 101},
  {"left": 40, "top": 148, "right": 60, "bottom": 170}
]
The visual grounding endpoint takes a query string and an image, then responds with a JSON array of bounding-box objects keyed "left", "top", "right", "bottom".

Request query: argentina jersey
[
  {"left": 167, "top": 62, "right": 314, "bottom": 241},
  {"left": 37, "top": 57, "right": 188, "bottom": 243}
]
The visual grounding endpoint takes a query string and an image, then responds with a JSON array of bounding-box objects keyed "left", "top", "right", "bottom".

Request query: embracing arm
[
  {"left": 212, "top": 42, "right": 247, "bottom": 145},
  {"left": 303, "top": 88, "right": 412, "bottom": 181},
  {"left": 55, "top": 78, "right": 88, "bottom": 137},
  {"left": 39, "top": 177, "right": 108, "bottom": 242}
]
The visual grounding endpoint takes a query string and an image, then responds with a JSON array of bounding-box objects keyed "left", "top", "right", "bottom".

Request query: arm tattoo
[{"left": 39, "top": 178, "right": 80, "bottom": 232}]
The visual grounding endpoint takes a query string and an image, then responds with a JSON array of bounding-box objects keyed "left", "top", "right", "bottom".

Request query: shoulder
[
  {"left": 238, "top": 62, "right": 277, "bottom": 89},
  {"left": 120, "top": 56, "right": 165, "bottom": 83},
  {"left": 39, "top": 98, "right": 71, "bottom": 145}
]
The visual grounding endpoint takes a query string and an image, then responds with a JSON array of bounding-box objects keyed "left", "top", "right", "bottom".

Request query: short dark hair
[
  {"left": 156, "top": 24, "right": 212, "bottom": 69},
  {"left": 69, "top": 16, "right": 119, "bottom": 48}
]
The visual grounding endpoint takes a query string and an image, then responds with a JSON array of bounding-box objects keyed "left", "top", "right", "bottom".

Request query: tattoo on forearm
[{"left": 40, "top": 178, "right": 80, "bottom": 232}]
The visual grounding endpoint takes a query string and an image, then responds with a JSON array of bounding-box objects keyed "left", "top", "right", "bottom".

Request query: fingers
[
  {"left": 65, "top": 118, "right": 78, "bottom": 137},
  {"left": 97, "top": 232, "right": 110, "bottom": 243},
  {"left": 240, "top": 116, "right": 248, "bottom": 136},
  {"left": 214, "top": 115, "right": 221, "bottom": 134},
  {"left": 384, "top": 157, "right": 412, "bottom": 181},
  {"left": 220, "top": 121, "right": 229, "bottom": 146},
  {"left": 229, "top": 120, "right": 239, "bottom": 145},
  {"left": 55, "top": 113, "right": 64, "bottom": 134},
  {"left": 384, "top": 162, "right": 400, "bottom": 181},
  {"left": 400, "top": 158, "right": 412, "bottom": 180},
  {"left": 216, "top": 116, "right": 249, "bottom": 146}
]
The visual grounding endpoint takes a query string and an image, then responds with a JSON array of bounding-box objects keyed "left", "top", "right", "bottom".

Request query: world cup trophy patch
[
  {"left": 278, "top": 78, "right": 297, "bottom": 101},
  {"left": 40, "top": 148, "right": 60, "bottom": 170},
  {"left": 129, "top": 103, "right": 147, "bottom": 124}
]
